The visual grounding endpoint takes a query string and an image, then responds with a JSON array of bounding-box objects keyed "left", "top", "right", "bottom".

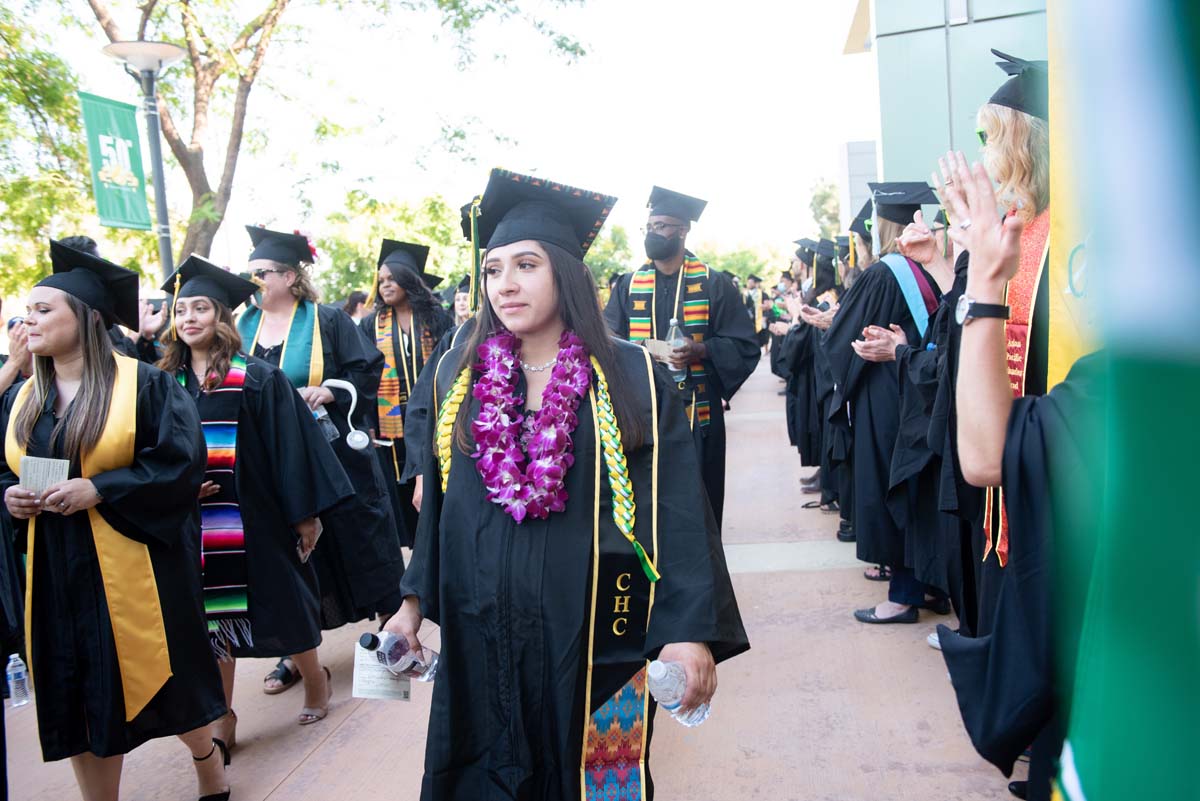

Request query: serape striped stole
[
  {"left": 179, "top": 354, "right": 253, "bottom": 657},
  {"left": 626, "top": 258, "right": 712, "bottom": 428}
]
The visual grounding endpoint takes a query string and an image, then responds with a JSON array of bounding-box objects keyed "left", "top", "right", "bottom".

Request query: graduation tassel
[
  {"left": 468, "top": 195, "right": 482, "bottom": 313},
  {"left": 168, "top": 272, "right": 182, "bottom": 339}
]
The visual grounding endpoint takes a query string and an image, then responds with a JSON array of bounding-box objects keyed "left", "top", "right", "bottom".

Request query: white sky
[{"left": 57, "top": 0, "right": 880, "bottom": 272}]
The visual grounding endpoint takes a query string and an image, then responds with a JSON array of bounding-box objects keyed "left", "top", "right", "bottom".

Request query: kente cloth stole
[
  {"left": 236, "top": 300, "right": 324, "bottom": 389},
  {"left": 5, "top": 354, "right": 171, "bottom": 722},
  {"left": 581, "top": 349, "right": 659, "bottom": 801},
  {"left": 626, "top": 257, "right": 712, "bottom": 429},
  {"left": 375, "top": 306, "right": 436, "bottom": 440},
  {"left": 178, "top": 354, "right": 253, "bottom": 659},
  {"left": 984, "top": 208, "right": 1051, "bottom": 568}
]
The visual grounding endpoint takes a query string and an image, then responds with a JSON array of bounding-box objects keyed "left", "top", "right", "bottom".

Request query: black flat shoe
[
  {"left": 836, "top": 528, "right": 856, "bottom": 543},
  {"left": 862, "top": 564, "right": 891, "bottom": 582},
  {"left": 1008, "top": 780, "right": 1028, "bottom": 799},
  {"left": 854, "top": 605, "right": 918, "bottom": 624}
]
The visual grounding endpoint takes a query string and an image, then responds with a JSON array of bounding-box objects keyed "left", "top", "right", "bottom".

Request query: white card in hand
[
  {"left": 351, "top": 641, "right": 411, "bottom": 701},
  {"left": 19, "top": 457, "right": 70, "bottom": 494}
]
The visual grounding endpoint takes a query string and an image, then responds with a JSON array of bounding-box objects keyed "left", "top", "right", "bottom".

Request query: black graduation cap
[
  {"left": 792, "top": 238, "right": 817, "bottom": 265},
  {"left": 459, "top": 201, "right": 478, "bottom": 243},
  {"left": 455, "top": 274, "right": 471, "bottom": 294},
  {"left": 162, "top": 255, "right": 259, "bottom": 311},
  {"left": 477, "top": 168, "right": 617, "bottom": 259},
  {"left": 647, "top": 186, "right": 707, "bottom": 223},
  {"left": 850, "top": 199, "right": 873, "bottom": 239},
  {"left": 246, "top": 226, "right": 314, "bottom": 266},
  {"left": 747, "top": 274, "right": 763, "bottom": 282},
  {"left": 933, "top": 210, "right": 949, "bottom": 227},
  {"left": 868, "top": 182, "right": 939, "bottom": 225},
  {"left": 816, "top": 239, "right": 836, "bottom": 260},
  {"left": 990, "top": 49, "right": 1048, "bottom": 121},
  {"left": 377, "top": 239, "right": 442, "bottom": 289},
  {"left": 41, "top": 239, "right": 140, "bottom": 329},
  {"left": 836, "top": 236, "right": 850, "bottom": 260}
]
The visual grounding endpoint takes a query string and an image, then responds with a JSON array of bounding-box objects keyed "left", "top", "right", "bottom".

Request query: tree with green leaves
[
  {"left": 80, "top": 0, "right": 587, "bottom": 264},
  {"left": 582, "top": 224, "right": 634, "bottom": 285},
  {"left": 693, "top": 245, "right": 772, "bottom": 284},
  {"left": 809, "top": 179, "right": 841, "bottom": 240},
  {"left": 0, "top": 5, "right": 162, "bottom": 295},
  {"left": 314, "top": 188, "right": 470, "bottom": 303}
]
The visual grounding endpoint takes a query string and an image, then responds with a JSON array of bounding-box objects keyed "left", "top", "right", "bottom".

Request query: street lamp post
[{"left": 102, "top": 41, "right": 186, "bottom": 281}]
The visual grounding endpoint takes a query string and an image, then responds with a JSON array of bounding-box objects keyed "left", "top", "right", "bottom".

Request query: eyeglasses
[
  {"left": 976, "top": 127, "right": 989, "bottom": 146},
  {"left": 641, "top": 222, "right": 686, "bottom": 235},
  {"left": 251, "top": 268, "right": 288, "bottom": 279}
]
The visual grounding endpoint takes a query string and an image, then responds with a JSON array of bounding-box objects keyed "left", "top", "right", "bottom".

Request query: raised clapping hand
[
  {"left": 934, "top": 151, "right": 1024, "bottom": 287},
  {"left": 851, "top": 324, "right": 909, "bottom": 363},
  {"left": 657, "top": 641, "right": 716, "bottom": 713}
]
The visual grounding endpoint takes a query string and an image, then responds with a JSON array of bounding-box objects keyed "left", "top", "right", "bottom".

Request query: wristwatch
[{"left": 955, "top": 294, "right": 1010, "bottom": 325}]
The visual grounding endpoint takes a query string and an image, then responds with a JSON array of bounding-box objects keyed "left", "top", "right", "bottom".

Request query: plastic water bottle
[
  {"left": 665, "top": 318, "right": 689, "bottom": 383},
  {"left": 646, "top": 659, "right": 710, "bottom": 727},
  {"left": 313, "top": 405, "right": 339, "bottom": 442},
  {"left": 358, "top": 632, "right": 438, "bottom": 682},
  {"left": 6, "top": 654, "right": 29, "bottom": 708}
]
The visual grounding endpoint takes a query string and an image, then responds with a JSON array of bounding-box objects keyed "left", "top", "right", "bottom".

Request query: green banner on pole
[{"left": 78, "top": 91, "right": 151, "bottom": 230}]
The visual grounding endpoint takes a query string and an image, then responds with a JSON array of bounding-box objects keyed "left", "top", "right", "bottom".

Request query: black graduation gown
[
  {"left": 181, "top": 357, "right": 355, "bottom": 657},
  {"left": 400, "top": 318, "right": 477, "bottom": 484},
  {"left": 359, "top": 306, "right": 453, "bottom": 549},
  {"left": 254, "top": 303, "right": 406, "bottom": 627},
  {"left": 0, "top": 364, "right": 225, "bottom": 760},
  {"left": 938, "top": 354, "right": 1105, "bottom": 797},
  {"left": 402, "top": 339, "right": 749, "bottom": 801},
  {"left": 781, "top": 324, "right": 822, "bottom": 465},
  {"left": 603, "top": 263, "right": 759, "bottom": 528},
  {"left": 824, "top": 261, "right": 941, "bottom": 568}
]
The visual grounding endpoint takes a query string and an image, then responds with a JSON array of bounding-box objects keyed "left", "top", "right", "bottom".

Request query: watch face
[{"left": 955, "top": 294, "right": 970, "bottom": 324}]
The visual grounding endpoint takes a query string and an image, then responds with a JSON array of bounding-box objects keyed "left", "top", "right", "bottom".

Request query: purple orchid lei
[{"left": 471, "top": 328, "right": 592, "bottom": 523}]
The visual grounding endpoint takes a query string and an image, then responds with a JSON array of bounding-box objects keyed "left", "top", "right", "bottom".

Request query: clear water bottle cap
[
  {"left": 647, "top": 660, "right": 667, "bottom": 680},
  {"left": 668, "top": 318, "right": 680, "bottom": 327},
  {"left": 358, "top": 632, "right": 381, "bottom": 650}
]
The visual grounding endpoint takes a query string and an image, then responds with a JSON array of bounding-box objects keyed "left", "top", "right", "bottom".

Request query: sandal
[
  {"left": 263, "top": 658, "right": 301, "bottom": 695},
  {"left": 863, "top": 565, "right": 891, "bottom": 582},
  {"left": 298, "top": 666, "right": 333, "bottom": 726},
  {"left": 193, "top": 737, "right": 231, "bottom": 801}
]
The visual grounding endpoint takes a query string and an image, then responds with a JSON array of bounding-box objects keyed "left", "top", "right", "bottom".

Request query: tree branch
[
  {"left": 85, "top": 0, "right": 125, "bottom": 42},
  {"left": 137, "top": 0, "right": 160, "bottom": 40}
]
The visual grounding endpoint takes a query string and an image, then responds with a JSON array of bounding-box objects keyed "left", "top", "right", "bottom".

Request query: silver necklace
[{"left": 520, "top": 354, "right": 559, "bottom": 372}]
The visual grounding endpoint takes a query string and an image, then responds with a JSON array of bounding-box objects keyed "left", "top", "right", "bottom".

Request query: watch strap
[{"left": 966, "top": 302, "right": 1010, "bottom": 321}]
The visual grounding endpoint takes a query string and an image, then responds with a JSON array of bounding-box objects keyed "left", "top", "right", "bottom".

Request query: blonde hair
[
  {"left": 876, "top": 218, "right": 905, "bottom": 256},
  {"left": 978, "top": 103, "right": 1050, "bottom": 221},
  {"left": 264, "top": 259, "right": 320, "bottom": 303}
]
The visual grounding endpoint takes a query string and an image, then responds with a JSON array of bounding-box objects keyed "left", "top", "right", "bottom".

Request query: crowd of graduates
[{"left": 0, "top": 40, "right": 1129, "bottom": 801}]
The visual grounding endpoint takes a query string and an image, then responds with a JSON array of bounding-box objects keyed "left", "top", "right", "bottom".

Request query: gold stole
[{"left": 5, "top": 354, "right": 172, "bottom": 721}]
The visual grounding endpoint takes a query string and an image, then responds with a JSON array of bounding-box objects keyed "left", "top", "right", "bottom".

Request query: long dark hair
[
  {"left": 804, "top": 256, "right": 838, "bottom": 305},
  {"left": 453, "top": 241, "right": 647, "bottom": 453},
  {"left": 12, "top": 294, "right": 115, "bottom": 460},
  {"left": 157, "top": 302, "right": 243, "bottom": 390},
  {"left": 375, "top": 262, "right": 443, "bottom": 322}
]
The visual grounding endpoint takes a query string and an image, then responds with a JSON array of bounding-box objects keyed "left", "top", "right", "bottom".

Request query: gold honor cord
[{"left": 435, "top": 367, "right": 471, "bottom": 492}]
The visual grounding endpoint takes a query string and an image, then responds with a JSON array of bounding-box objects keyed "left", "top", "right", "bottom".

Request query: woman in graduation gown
[
  {"left": 358, "top": 241, "right": 451, "bottom": 549},
  {"left": 235, "top": 227, "right": 406, "bottom": 691},
  {"left": 161, "top": 256, "right": 356, "bottom": 736},
  {"left": 385, "top": 169, "right": 748, "bottom": 801},
  {"left": 823, "top": 184, "right": 946, "bottom": 623},
  {"left": 1, "top": 241, "right": 230, "bottom": 801}
]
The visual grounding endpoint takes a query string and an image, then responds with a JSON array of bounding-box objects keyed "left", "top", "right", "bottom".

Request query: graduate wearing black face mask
[{"left": 603, "top": 186, "right": 759, "bottom": 531}]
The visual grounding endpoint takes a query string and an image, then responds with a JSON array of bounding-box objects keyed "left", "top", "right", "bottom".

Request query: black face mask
[{"left": 644, "top": 232, "right": 682, "bottom": 261}]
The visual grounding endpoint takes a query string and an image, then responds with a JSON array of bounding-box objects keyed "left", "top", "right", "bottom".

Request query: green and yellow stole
[
  {"left": 375, "top": 306, "right": 436, "bottom": 440},
  {"left": 236, "top": 300, "right": 324, "bottom": 389},
  {"left": 627, "top": 256, "right": 712, "bottom": 429},
  {"left": 5, "top": 354, "right": 171, "bottom": 721}
]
